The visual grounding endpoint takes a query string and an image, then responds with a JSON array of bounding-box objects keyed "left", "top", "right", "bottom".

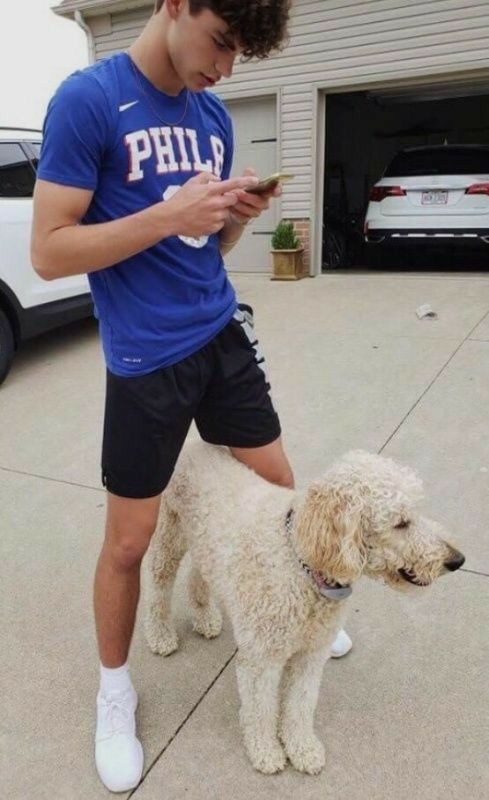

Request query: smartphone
[{"left": 245, "top": 172, "right": 295, "bottom": 195}]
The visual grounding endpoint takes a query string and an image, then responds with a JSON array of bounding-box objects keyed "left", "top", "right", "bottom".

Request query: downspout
[{"left": 74, "top": 10, "right": 96, "bottom": 64}]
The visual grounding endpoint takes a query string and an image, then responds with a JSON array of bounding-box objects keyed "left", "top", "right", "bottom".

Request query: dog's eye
[{"left": 394, "top": 519, "right": 410, "bottom": 529}]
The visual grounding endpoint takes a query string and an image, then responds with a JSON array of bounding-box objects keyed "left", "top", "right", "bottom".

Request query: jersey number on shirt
[{"left": 163, "top": 185, "right": 209, "bottom": 249}]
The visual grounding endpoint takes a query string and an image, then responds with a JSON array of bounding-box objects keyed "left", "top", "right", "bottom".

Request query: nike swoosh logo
[{"left": 119, "top": 101, "right": 139, "bottom": 112}]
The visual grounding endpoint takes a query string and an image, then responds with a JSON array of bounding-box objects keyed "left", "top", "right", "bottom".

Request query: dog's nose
[{"left": 444, "top": 551, "right": 465, "bottom": 572}]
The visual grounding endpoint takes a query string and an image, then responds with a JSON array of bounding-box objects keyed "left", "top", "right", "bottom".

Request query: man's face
[{"left": 167, "top": 3, "right": 241, "bottom": 91}]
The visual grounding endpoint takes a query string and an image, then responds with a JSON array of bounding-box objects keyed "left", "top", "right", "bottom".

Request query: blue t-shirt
[{"left": 37, "top": 52, "right": 237, "bottom": 376}]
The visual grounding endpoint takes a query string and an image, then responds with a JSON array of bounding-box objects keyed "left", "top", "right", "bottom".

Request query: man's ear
[
  {"left": 161, "top": 0, "right": 178, "bottom": 19},
  {"left": 165, "top": 0, "right": 184, "bottom": 21},
  {"left": 294, "top": 485, "right": 367, "bottom": 585}
]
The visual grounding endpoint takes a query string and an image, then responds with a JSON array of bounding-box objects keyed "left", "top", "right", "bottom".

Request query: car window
[
  {"left": 385, "top": 149, "right": 489, "bottom": 177},
  {"left": 0, "top": 142, "right": 36, "bottom": 197},
  {"left": 29, "top": 141, "right": 42, "bottom": 167}
]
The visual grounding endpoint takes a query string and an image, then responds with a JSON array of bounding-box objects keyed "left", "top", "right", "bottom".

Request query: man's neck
[{"left": 128, "top": 12, "right": 184, "bottom": 96}]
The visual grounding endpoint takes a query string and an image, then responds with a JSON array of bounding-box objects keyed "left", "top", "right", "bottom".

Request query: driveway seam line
[
  {"left": 0, "top": 466, "right": 103, "bottom": 493},
  {"left": 378, "top": 309, "right": 489, "bottom": 453},
  {"left": 460, "top": 567, "right": 489, "bottom": 578},
  {"left": 129, "top": 648, "right": 238, "bottom": 797}
]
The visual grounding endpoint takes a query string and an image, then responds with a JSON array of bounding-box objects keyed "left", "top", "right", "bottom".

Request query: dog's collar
[{"left": 285, "top": 509, "right": 352, "bottom": 601}]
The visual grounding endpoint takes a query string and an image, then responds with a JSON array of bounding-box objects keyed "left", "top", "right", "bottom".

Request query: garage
[
  {"left": 322, "top": 77, "right": 489, "bottom": 271},
  {"left": 223, "top": 96, "right": 278, "bottom": 273}
]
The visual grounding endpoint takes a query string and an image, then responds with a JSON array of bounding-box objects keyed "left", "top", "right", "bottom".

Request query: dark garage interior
[{"left": 322, "top": 83, "right": 489, "bottom": 271}]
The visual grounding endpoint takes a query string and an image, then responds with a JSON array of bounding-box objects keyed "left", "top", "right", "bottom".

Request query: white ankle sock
[{"left": 99, "top": 662, "right": 133, "bottom": 696}]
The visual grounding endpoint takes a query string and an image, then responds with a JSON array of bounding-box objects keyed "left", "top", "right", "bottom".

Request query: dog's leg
[
  {"left": 143, "top": 504, "right": 186, "bottom": 656},
  {"left": 235, "top": 655, "right": 287, "bottom": 774},
  {"left": 188, "top": 565, "right": 223, "bottom": 639},
  {"left": 279, "top": 648, "right": 329, "bottom": 774}
]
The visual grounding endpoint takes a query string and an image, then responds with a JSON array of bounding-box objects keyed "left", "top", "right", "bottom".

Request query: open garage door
[
  {"left": 223, "top": 96, "right": 277, "bottom": 273},
  {"left": 322, "top": 75, "right": 489, "bottom": 270}
]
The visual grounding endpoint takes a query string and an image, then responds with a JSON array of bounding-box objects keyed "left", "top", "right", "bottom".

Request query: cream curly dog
[{"left": 144, "top": 442, "right": 464, "bottom": 775}]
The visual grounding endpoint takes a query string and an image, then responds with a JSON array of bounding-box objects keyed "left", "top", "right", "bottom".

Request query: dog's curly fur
[{"left": 144, "top": 443, "right": 463, "bottom": 775}]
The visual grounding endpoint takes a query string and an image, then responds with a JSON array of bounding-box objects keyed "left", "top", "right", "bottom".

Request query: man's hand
[
  {"left": 227, "top": 167, "right": 282, "bottom": 226},
  {"left": 163, "top": 172, "right": 258, "bottom": 238}
]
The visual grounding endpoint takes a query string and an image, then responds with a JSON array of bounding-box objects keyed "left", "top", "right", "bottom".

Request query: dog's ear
[{"left": 294, "top": 485, "right": 367, "bottom": 584}]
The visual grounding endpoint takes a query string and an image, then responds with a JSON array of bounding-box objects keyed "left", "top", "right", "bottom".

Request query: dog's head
[{"left": 293, "top": 450, "right": 464, "bottom": 591}]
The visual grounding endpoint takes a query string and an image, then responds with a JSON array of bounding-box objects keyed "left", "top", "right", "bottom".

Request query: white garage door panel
[{"left": 223, "top": 97, "right": 277, "bottom": 273}]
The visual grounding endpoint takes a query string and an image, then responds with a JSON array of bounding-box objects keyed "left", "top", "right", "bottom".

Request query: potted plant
[{"left": 270, "top": 220, "right": 305, "bottom": 281}]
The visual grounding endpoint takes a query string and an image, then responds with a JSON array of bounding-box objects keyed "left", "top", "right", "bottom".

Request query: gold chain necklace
[{"left": 129, "top": 55, "right": 190, "bottom": 127}]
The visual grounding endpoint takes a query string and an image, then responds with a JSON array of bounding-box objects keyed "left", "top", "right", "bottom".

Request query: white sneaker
[
  {"left": 95, "top": 686, "right": 144, "bottom": 793},
  {"left": 330, "top": 628, "right": 353, "bottom": 658}
]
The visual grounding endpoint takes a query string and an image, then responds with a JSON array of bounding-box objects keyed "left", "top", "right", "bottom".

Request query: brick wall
[{"left": 289, "top": 218, "right": 311, "bottom": 276}]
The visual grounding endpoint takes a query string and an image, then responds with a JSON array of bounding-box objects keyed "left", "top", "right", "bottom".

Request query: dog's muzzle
[{"left": 398, "top": 548, "right": 465, "bottom": 586}]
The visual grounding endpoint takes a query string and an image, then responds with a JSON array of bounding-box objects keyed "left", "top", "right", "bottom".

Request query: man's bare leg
[
  {"left": 94, "top": 492, "right": 162, "bottom": 666},
  {"left": 230, "top": 436, "right": 294, "bottom": 489},
  {"left": 93, "top": 492, "right": 161, "bottom": 793}
]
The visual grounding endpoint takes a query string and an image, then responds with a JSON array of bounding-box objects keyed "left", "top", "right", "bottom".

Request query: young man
[{"left": 32, "top": 0, "right": 351, "bottom": 792}]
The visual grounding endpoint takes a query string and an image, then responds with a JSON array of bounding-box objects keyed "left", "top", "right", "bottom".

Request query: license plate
[{"left": 422, "top": 190, "right": 448, "bottom": 205}]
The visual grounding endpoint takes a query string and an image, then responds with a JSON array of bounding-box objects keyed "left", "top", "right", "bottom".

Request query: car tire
[{"left": 0, "top": 307, "right": 15, "bottom": 385}]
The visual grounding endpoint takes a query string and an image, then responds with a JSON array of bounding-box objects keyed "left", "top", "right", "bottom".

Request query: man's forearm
[{"left": 32, "top": 202, "right": 175, "bottom": 281}]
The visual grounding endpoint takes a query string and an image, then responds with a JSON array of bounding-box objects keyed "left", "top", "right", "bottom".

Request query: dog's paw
[
  {"left": 283, "top": 735, "right": 326, "bottom": 775},
  {"left": 144, "top": 620, "right": 179, "bottom": 656},
  {"left": 192, "top": 605, "right": 223, "bottom": 639},
  {"left": 246, "top": 740, "right": 287, "bottom": 775}
]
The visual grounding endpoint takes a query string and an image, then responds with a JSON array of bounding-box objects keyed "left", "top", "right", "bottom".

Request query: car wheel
[{"left": 0, "top": 307, "right": 15, "bottom": 385}]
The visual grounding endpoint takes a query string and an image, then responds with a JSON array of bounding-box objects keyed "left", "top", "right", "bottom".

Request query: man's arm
[
  {"left": 31, "top": 180, "right": 174, "bottom": 280},
  {"left": 31, "top": 174, "right": 258, "bottom": 281}
]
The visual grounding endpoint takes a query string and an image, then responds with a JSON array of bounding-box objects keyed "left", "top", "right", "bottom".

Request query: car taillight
[
  {"left": 465, "top": 183, "right": 489, "bottom": 195},
  {"left": 369, "top": 185, "right": 406, "bottom": 202}
]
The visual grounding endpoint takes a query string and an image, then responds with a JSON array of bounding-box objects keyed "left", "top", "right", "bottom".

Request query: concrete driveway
[{"left": 2, "top": 271, "right": 488, "bottom": 799}]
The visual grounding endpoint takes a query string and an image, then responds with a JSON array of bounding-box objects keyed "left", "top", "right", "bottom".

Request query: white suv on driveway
[
  {"left": 0, "top": 127, "right": 92, "bottom": 385},
  {"left": 364, "top": 144, "right": 489, "bottom": 253}
]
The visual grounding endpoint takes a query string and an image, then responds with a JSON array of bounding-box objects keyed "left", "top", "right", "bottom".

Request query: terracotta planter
[{"left": 270, "top": 248, "right": 305, "bottom": 281}]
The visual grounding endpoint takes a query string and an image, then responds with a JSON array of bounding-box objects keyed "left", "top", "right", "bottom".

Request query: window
[
  {"left": 385, "top": 147, "right": 489, "bottom": 178},
  {"left": 0, "top": 142, "right": 36, "bottom": 197},
  {"left": 29, "top": 141, "right": 42, "bottom": 167},
  {"left": 29, "top": 142, "right": 42, "bottom": 158}
]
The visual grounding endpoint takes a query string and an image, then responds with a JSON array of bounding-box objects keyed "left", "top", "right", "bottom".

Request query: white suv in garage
[
  {"left": 0, "top": 127, "right": 92, "bottom": 385},
  {"left": 364, "top": 144, "right": 489, "bottom": 250}
]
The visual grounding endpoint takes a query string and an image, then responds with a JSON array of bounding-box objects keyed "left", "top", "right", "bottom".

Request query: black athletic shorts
[{"left": 101, "top": 305, "right": 281, "bottom": 498}]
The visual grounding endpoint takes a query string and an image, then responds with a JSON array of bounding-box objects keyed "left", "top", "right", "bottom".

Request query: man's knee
[
  {"left": 265, "top": 462, "right": 294, "bottom": 489},
  {"left": 105, "top": 531, "right": 154, "bottom": 570},
  {"left": 104, "top": 494, "right": 161, "bottom": 569},
  {"left": 274, "top": 467, "right": 294, "bottom": 490}
]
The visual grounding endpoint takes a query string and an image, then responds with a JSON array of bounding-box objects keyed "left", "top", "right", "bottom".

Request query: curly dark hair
[{"left": 154, "top": 1, "right": 290, "bottom": 59}]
